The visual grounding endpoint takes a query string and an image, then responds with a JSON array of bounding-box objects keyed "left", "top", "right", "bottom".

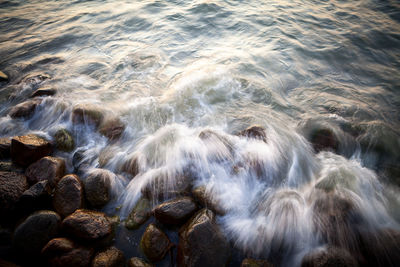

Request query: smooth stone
[
  {"left": 125, "top": 198, "right": 151, "bottom": 230},
  {"left": 18, "top": 180, "right": 52, "bottom": 214},
  {"left": 192, "top": 186, "right": 225, "bottom": 215},
  {"left": 154, "top": 196, "right": 198, "bottom": 225},
  {"left": 127, "top": 257, "right": 154, "bottom": 267},
  {"left": 310, "top": 128, "right": 338, "bottom": 153},
  {"left": 0, "top": 137, "right": 11, "bottom": 159},
  {"left": 8, "top": 99, "right": 42, "bottom": 119},
  {"left": 53, "top": 174, "right": 84, "bottom": 217},
  {"left": 0, "top": 71, "right": 8, "bottom": 81},
  {"left": 30, "top": 87, "right": 56, "bottom": 98},
  {"left": 11, "top": 134, "right": 52, "bottom": 167},
  {"left": 42, "top": 237, "right": 94, "bottom": 267},
  {"left": 0, "top": 171, "right": 28, "bottom": 216},
  {"left": 238, "top": 125, "right": 267, "bottom": 143},
  {"left": 62, "top": 209, "right": 112, "bottom": 243},
  {"left": 140, "top": 223, "right": 172, "bottom": 262},
  {"left": 25, "top": 156, "right": 65, "bottom": 186},
  {"left": 99, "top": 117, "right": 125, "bottom": 141},
  {"left": 121, "top": 156, "right": 139, "bottom": 177},
  {"left": 84, "top": 169, "right": 112, "bottom": 208},
  {"left": 178, "top": 209, "right": 230, "bottom": 267},
  {"left": 241, "top": 259, "right": 274, "bottom": 267},
  {"left": 54, "top": 129, "right": 75, "bottom": 152},
  {"left": 13, "top": 210, "right": 61, "bottom": 256},
  {"left": 92, "top": 247, "right": 125, "bottom": 267},
  {"left": 301, "top": 247, "right": 358, "bottom": 267},
  {"left": 71, "top": 104, "right": 104, "bottom": 127}
]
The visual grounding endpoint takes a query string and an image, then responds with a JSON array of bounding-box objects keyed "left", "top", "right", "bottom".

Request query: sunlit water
[{"left": 1, "top": 0, "right": 400, "bottom": 266}]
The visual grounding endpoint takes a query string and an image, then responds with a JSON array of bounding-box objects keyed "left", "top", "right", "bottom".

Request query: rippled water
[{"left": 1, "top": 0, "right": 400, "bottom": 266}]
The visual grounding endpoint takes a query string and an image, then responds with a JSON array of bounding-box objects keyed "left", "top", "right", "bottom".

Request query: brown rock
[
  {"left": 30, "top": 87, "right": 56, "bottom": 98},
  {"left": 25, "top": 156, "right": 65, "bottom": 186},
  {"left": 125, "top": 198, "right": 151, "bottom": 230},
  {"left": 0, "top": 259, "right": 20, "bottom": 267},
  {"left": 72, "top": 104, "right": 104, "bottom": 127},
  {"left": 127, "top": 257, "right": 154, "bottom": 267},
  {"left": 0, "top": 71, "right": 8, "bottom": 81},
  {"left": 178, "top": 209, "right": 230, "bottom": 267},
  {"left": 140, "top": 223, "right": 172, "bottom": 262},
  {"left": 154, "top": 197, "right": 198, "bottom": 225},
  {"left": 0, "top": 137, "right": 11, "bottom": 159},
  {"left": 11, "top": 134, "right": 52, "bottom": 167},
  {"left": 0, "top": 171, "right": 28, "bottom": 216},
  {"left": 42, "top": 237, "right": 94, "bottom": 267},
  {"left": 53, "top": 174, "right": 84, "bottom": 217},
  {"left": 8, "top": 99, "right": 42, "bottom": 119},
  {"left": 301, "top": 247, "right": 358, "bottom": 267},
  {"left": 92, "top": 247, "right": 125, "bottom": 267},
  {"left": 99, "top": 117, "right": 125, "bottom": 141},
  {"left": 238, "top": 125, "right": 267, "bottom": 143},
  {"left": 84, "top": 169, "right": 112, "bottom": 208},
  {"left": 0, "top": 160, "right": 24, "bottom": 173},
  {"left": 241, "top": 259, "right": 274, "bottom": 267},
  {"left": 192, "top": 186, "right": 225, "bottom": 215},
  {"left": 121, "top": 156, "right": 139, "bottom": 177},
  {"left": 62, "top": 209, "right": 112, "bottom": 243},
  {"left": 310, "top": 128, "right": 338, "bottom": 153},
  {"left": 18, "top": 180, "right": 52, "bottom": 214}
]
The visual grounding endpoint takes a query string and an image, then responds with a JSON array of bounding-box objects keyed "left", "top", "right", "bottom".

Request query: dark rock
[
  {"left": 84, "top": 169, "right": 112, "bottom": 208},
  {"left": 42, "top": 237, "right": 94, "bottom": 267},
  {"left": 0, "top": 71, "right": 8, "bottom": 81},
  {"left": 30, "top": 87, "right": 56, "bottom": 98},
  {"left": 0, "top": 171, "right": 28, "bottom": 216},
  {"left": 0, "top": 161, "right": 24, "bottom": 173},
  {"left": 25, "top": 156, "right": 65, "bottom": 186},
  {"left": 192, "top": 186, "right": 225, "bottom": 215},
  {"left": 310, "top": 128, "right": 338, "bottom": 153},
  {"left": 0, "top": 137, "right": 11, "bottom": 159},
  {"left": 241, "top": 258, "right": 274, "bottom": 267},
  {"left": 18, "top": 180, "right": 52, "bottom": 214},
  {"left": 178, "top": 209, "right": 230, "bottom": 267},
  {"left": 301, "top": 247, "right": 358, "bottom": 267},
  {"left": 125, "top": 198, "right": 151, "bottom": 230},
  {"left": 8, "top": 99, "right": 42, "bottom": 119},
  {"left": 238, "top": 125, "right": 267, "bottom": 143},
  {"left": 140, "top": 223, "right": 172, "bottom": 262},
  {"left": 127, "top": 257, "right": 154, "bottom": 267},
  {"left": 92, "top": 247, "right": 125, "bottom": 267},
  {"left": 53, "top": 174, "right": 84, "bottom": 217},
  {"left": 0, "top": 227, "right": 13, "bottom": 259},
  {"left": 72, "top": 104, "right": 104, "bottom": 127},
  {"left": 99, "top": 117, "right": 125, "bottom": 141},
  {"left": 154, "top": 196, "right": 198, "bottom": 225},
  {"left": 13, "top": 210, "right": 61, "bottom": 256},
  {"left": 62, "top": 209, "right": 112, "bottom": 243},
  {"left": 11, "top": 134, "right": 52, "bottom": 167},
  {"left": 0, "top": 259, "right": 20, "bottom": 267},
  {"left": 54, "top": 129, "right": 75, "bottom": 152}
]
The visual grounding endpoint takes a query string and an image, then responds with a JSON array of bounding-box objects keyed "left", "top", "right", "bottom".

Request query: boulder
[
  {"left": 154, "top": 197, "right": 198, "bottom": 225},
  {"left": 192, "top": 186, "right": 225, "bottom": 215},
  {"left": 178, "top": 209, "right": 230, "bottom": 267},
  {"left": 25, "top": 156, "right": 65, "bottom": 186},
  {"left": 54, "top": 129, "right": 75, "bottom": 152},
  {"left": 241, "top": 259, "right": 274, "bottom": 267},
  {"left": 13, "top": 210, "right": 61, "bottom": 256},
  {"left": 53, "top": 174, "right": 84, "bottom": 217},
  {"left": 125, "top": 198, "right": 151, "bottom": 230},
  {"left": 42, "top": 237, "right": 94, "bottom": 267},
  {"left": 0, "top": 171, "right": 28, "bottom": 216},
  {"left": 0, "top": 137, "right": 11, "bottom": 159},
  {"left": 84, "top": 169, "right": 112, "bottom": 208},
  {"left": 72, "top": 104, "right": 104, "bottom": 127},
  {"left": 301, "top": 247, "right": 358, "bottom": 267},
  {"left": 8, "top": 99, "right": 42, "bottom": 119},
  {"left": 127, "top": 257, "right": 154, "bottom": 267},
  {"left": 18, "top": 180, "right": 52, "bottom": 214},
  {"left": 99, "top": 117, "right": 125, "bottom": 141},
  {"left": 62, "top": 209, "right": 112, "bottom": 243},
  {"left": 11, "top": 134, "right": 52, "bottom": 167},
  {"left": 140, "top": 223, "right": 172, "bottom": 262},
  {"left": 30, "top": 87, "right": 56, "bottom": 98},
  {"left": 310, "top": 128, "right": 338, "bottom": 153},
  {"left": 0, "top": 71, "right": 8, "bottom": 81},
  {"left": 238, "top": 125, "right": 267, "bottom": 143},
  {"left": 92, "top": 247, "right": 125, "bottom": 267}
]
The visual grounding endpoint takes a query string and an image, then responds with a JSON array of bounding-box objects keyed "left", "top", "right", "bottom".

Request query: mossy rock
[{"left": 54, "top": 129, "right": 75, "bottom": 152}]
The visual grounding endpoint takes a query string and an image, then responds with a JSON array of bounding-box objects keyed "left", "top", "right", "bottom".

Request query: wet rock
[
  {"left": 54, "top": 129, "right": 75, "bottom": 152},
  {"left": 0, "top": 137, "right": 11, "bottom": 159},
  {"left": 0, "top": 227, "right": 13, "bottom": 259},
  {"left": 192, "top": 186, "right": 225, "bottom": 215},
  {"left": 198, "top": 130, "right": 234, "bottom": 162},
  {"left": 178, "top": 208, "right": 230, "bottom": 267},
  {"left": 8, "top": 99, "right": 42, "bottom": 119},
  {"left": 25, "top": 156, "right": 65, "bottom": 186},
  {"left": 62, "top": 209, "right": 112, "bottom": 243},
  {"left": 127, "top": 257, "right": 154, "bottom": 267},
  {"left": 154, "top": 196, "right": 198, "bottom": 225},
  {"left": 53, "top": 174, "right": 84, "bottom": 217},
  {"left": 238, "top": 125, "right": 267, "bottom": 143},
  {"left": 84, "top": 169, "right": 112, "bottom": 208},
  {"left": 0, "top": 171, "right": 28, "bottom": 216},
  {"left": 121, "top": 156, "right": 139, "bottom": 177},
  {"left": 42, "top": 237, "right": 94, "bottom": 267},
  {"left": 92, "top": 247, "right": 125, "bottom": 267},
  {"left": 0, "top": 160, "right": 23, "bottom": 173},
  {"left": 30, "top": 87, "right": 56, "bottom": 98},
  {"left": 0, "top": 259, "right": 20, "bottom": 267},
  {"left": 301, "top": 247, "right": 358, "bottom": 267},
  {"left": 18, "top": 180, "right": 52, "bottom": 214},
  {"left": 13, "top": 210, "right": 61, "bottom": 256},
  {"left": 140, "top": 223, "right": 172, "bottom": 262},
  {"left": 21, "top": 74, "right": 50, "bottom": 86},
  {"left": 72, "top": 104, "right": 104, "bottom": 127},
  {"left": 99, "top": 117, "right": 125, "bottom": 141},
  {"left": 241, "top": 259, "right": 274, "bottom": 267},
  {"left": 11, "top": 134, "right": 52, "bottom": 167},
  {"left": 310, "top": 128, "right": 338, "bottom": 153},
  {"left": 125, "top": 198, "right": 151, "bottom": 230},
  {"left": 0, "top": 71, "right": 8, "bottom": 81}
]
